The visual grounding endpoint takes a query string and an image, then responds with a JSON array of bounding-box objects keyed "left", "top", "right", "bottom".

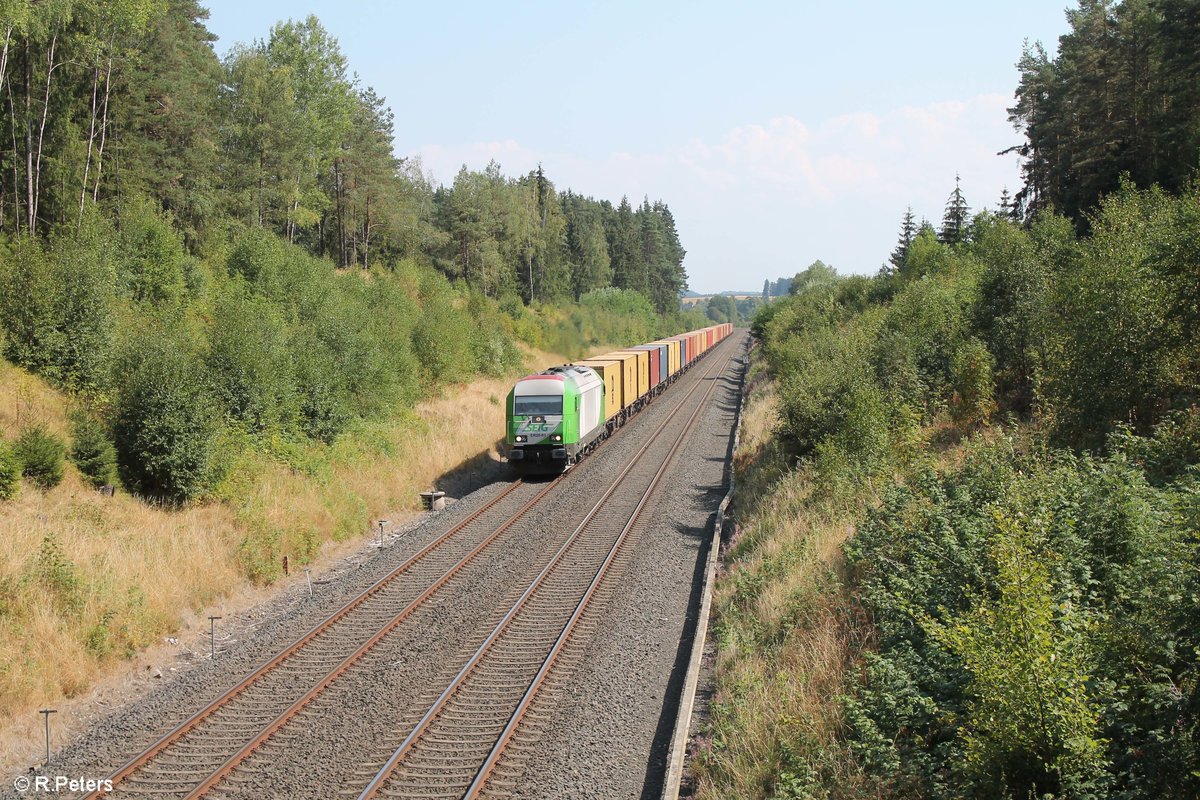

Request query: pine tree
[
  {"left": 609, "top": 196, "right": 642, "bottom": 293},
  {"left": 940, "top": 174, "right": 970, "bottom": 245},
  {"left": 113, "top": 0, "right": 222, "bottom": 245},
  {"left": 889, "top": 206, "right": 917, "bottom": 272},
  {"left": 997, "top": 187, "right": 1013, "bottom": 219}
]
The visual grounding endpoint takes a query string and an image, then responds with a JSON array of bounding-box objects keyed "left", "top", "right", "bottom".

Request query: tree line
[
  {"left": 698, "top": 2, "right": 1200, "bottom": 796},
  {"left": 0, "top": 2, "right": 703, "bottom": 505},
  {"left": 1008, "top": 0, "right": 1200, "bottom": 225},
  {"left": 0, "top": 1, "right": 688, "bottom": 311}
]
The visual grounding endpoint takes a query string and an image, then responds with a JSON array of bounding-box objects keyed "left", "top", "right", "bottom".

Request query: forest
[
  {"left": 0, "top": 2, "right": 688, "bottom": 310},
  {"left": 695, "top": 2, "right": 1200, "bottom": 798},
  {"left": 0, "top": 0, "right": 700, "bottom": 504},
  {"left": 0, "top": 1, "right": 707, "bottom": 721}
]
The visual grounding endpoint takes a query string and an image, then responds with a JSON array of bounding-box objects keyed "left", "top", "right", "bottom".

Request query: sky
[{"left": 200, "top": 1, "right": 1074, "bottom": 294}]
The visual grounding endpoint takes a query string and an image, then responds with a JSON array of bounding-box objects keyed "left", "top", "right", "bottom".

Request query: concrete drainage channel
[{"left": 662, "top": 337, "right": 749, "bottom": 800}]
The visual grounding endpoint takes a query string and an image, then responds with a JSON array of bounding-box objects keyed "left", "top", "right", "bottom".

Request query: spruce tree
[
  {"left": 889, "top": 206, "right": 917, "bottom": 272},
  {"left": 997, "top": 187, "right": 1014, "bottom": 220},
  {"left": 939, "top": 175, "right": 970, "bottom": 245}
]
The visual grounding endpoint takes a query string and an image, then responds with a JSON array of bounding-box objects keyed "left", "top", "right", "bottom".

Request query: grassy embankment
[
  {"left": 691, "top": 187, "right": 1200, "bottom": 800},
  {"left": 691, "top": 348, "right": 975, "bottom": 797},
  {"left": 0, "top": 335, "right": 603, "bottom": 743}
]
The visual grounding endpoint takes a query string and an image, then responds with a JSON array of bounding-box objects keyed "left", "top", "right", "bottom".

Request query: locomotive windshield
[{"left": 514, "top": 395, "right": 563, "bottom": 416}]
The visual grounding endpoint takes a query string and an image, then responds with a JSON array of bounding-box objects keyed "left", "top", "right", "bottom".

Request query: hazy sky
[{"left": 201, "top": 1, "right": 1073, "bottom": 293}]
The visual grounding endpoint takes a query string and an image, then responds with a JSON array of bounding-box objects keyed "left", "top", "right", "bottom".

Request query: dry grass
[
  {"left": 0, "top": 343, "right": 580, "bottom": 763},
  {"left": 0, "top": 359, "right": 70, "bottom": 437},
  {"left": 691, "top": 360, "right": 870, "bottom": 799}
]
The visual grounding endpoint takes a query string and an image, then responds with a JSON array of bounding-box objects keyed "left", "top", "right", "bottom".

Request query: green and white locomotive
[
  {"left": 505, "top": 365, "right": 605, "bottom": 471},
  {"left": 504, "top": 323, "right": 735, "bottom": 472}
]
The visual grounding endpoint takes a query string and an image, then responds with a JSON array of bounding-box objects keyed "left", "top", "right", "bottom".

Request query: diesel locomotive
[{"left": 504, "top": 323, "right": 733, "bottom": 472}]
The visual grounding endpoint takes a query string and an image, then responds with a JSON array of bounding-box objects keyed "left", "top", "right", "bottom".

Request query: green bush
[
  {"left": 1041, "top": 184, "right": 1199, "bottom": 446},
  {"left": 0, "top": 214, "right": 116, "bottom": 391},
  {"left": 16, "top": 425, "right": 66, "bottom": 489},
  {"left": 226, "top": 226, "right": 287, "bottom": 290},
  {"left": 118, "top": 197, "right": 188, "bottom": 305},
  {"left": 970, "top": 214, "right": 1063, "bottom": 411},
  {"left": 412, "top": 295, "right": 473, "bottom": 385},
  {"left": 69, "top": 411, "right": 118, "bottom": 489},
  {"left": 949, "top": 337, "right": 996, "bottom": 427},
  {"left": 112, "top": 325, "right": 218, "bottom": 502},
  {"left": 208, "top": 283, "right": 297, "bottom": 435},
  {"left": 0, "top": 439, "right": 20, "bottom": 500},
  {"left": 290, "top": 328, "right": 352, "bottom": 443},
  {"left": 843, "top": 443, "right": 1198, "bottom": 799}
]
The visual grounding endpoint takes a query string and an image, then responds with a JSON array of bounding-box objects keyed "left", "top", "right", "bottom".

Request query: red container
[{"left": 631, "top": 345, "right": 663, "bottom": 387}]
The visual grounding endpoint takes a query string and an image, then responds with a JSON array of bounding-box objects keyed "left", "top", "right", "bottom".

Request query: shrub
[
  {"left": 112, "top": 325, "right": 217, "bottom": 502},
  {"left": 227, "top": 226, "right": 287, "bottom": 289},
  {"left": 16, "top": 425, "right": 66, "bottom": 489},
  {"left": 118, "top": 197, "right": 188, "bottom": 306},
  {"left": 926, "top": 514, "right": 1108, "bottom": 796},
  {"left": 0, "top": 236, "right": 59, "bottom": 376},
  {"left": 0, "top": 439, "right": 20, "bottom": 500},
  {"left": 949, "top": 337, "right": 997, "bottom": 428},
  {"left": 69, "top": 411, "right": 118, "bottom": 489},
  {"left": 0, "top": 217, "right": 116, "bottom": 391},
  {"left": 412, "top": 295, "right": 473, "bottom": 385},
  {"left": 844, "top": 444, "right": 1197, "bottom": 799},
  {"left": 1041, "top": 184, "right": 1196, "bottom": 446},
  {"left": 290, "top": 328, "right": 352, "bottom": 443},
  {"left": 208, "top": 284, "right": 296, "bottom": 435}
]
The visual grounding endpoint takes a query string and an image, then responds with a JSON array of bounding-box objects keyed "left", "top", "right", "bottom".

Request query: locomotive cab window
[{"left": 514, "top": 395, "right": 563, "bottom": 416}]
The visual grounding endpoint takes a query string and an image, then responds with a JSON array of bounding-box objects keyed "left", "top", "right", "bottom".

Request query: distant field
[{"left": 679, "top": 294, "right": 760, "bottom": 307}]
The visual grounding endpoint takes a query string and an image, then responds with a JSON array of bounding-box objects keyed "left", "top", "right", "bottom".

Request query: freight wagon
[{"left": 505, "top": 323, "right": 733, "bottom": 472}]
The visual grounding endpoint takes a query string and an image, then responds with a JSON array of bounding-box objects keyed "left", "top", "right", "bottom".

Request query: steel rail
[
  {"left": 176, "top": 480, "right": 567, "bottom": 799},
  {"left": 86, "top": 478, "right": 537, "bottom": 799},
  {"left": 464, "top": 338, "right": 736, "bottom": 797},
  {"left": 356, "top": 337, "right": 736, "bottom": 799}
]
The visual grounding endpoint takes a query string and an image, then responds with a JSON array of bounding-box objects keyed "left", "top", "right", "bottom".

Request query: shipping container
[
  {"left": 631, "top": 344, "right": 665, "bottom": 387},
  {"left": 595, "top": 351, "right": 641, "bottom": 407},
  {"left": 674, "top": 334, "right": 690, "bottom": 365},
  {"left": 650, "top": 339, "right": 681, "bottom": 377},
  {"left": 610, "top": 349, "right": 650, "bottom": 399},
  {"left": 572, "top": 359, "right": 621, "bottom": 421}
]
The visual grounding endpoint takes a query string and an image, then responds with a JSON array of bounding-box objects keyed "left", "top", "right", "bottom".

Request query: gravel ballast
[
  {"left": 7, "top": 332, "right": 747, "bottom": 800},
  {"left": 508, "top": 333, "right": 746, "bottom": 800}
]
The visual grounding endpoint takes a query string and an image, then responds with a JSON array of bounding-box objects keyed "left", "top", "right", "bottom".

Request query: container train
[{"left": 505, "top": 323, "right": 734, "bottom": 472}]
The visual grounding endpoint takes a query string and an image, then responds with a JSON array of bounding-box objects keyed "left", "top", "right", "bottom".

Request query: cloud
[
  {"left": 668, "top": 93, "right": 1018, "bottom": 207},
  {"left": 407, "top": 93, "right": 1027, "bottom": 288}
]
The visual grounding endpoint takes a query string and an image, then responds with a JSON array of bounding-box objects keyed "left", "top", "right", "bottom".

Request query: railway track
[
  {"left": 355, "top": 337, "right": 738, "bottom": 799},
  {"left": 84, "top": 479, "right": 559, "bottom": 799},
  {"left": 83, "top": 335, "right": 738, "bottom": 800}
]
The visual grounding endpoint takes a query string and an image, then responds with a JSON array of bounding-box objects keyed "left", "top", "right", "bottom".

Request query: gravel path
[{"left": 7, "top": 332, "right": 747, "bottom": 800}]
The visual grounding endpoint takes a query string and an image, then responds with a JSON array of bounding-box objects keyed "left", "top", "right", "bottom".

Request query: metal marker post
[
  {"left": 39, "top": 709, "right": 56, "bottom": 765},
  {"left": 378, "top": 519, "right": 388, "bottom": 548},
  {"left": 304, "top": 568, "right": 312, "bottom": 598},
  {"left": 208, "top": 616, "right": 222, "bottom": 660}
]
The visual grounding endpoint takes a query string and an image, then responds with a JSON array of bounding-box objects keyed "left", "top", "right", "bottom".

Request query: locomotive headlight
[
  {"left": 551, "top": 434, "right": 562, "bottom": 442},
  {"left": 515, "top": 435, "right": 526, "bottom": 443}
]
